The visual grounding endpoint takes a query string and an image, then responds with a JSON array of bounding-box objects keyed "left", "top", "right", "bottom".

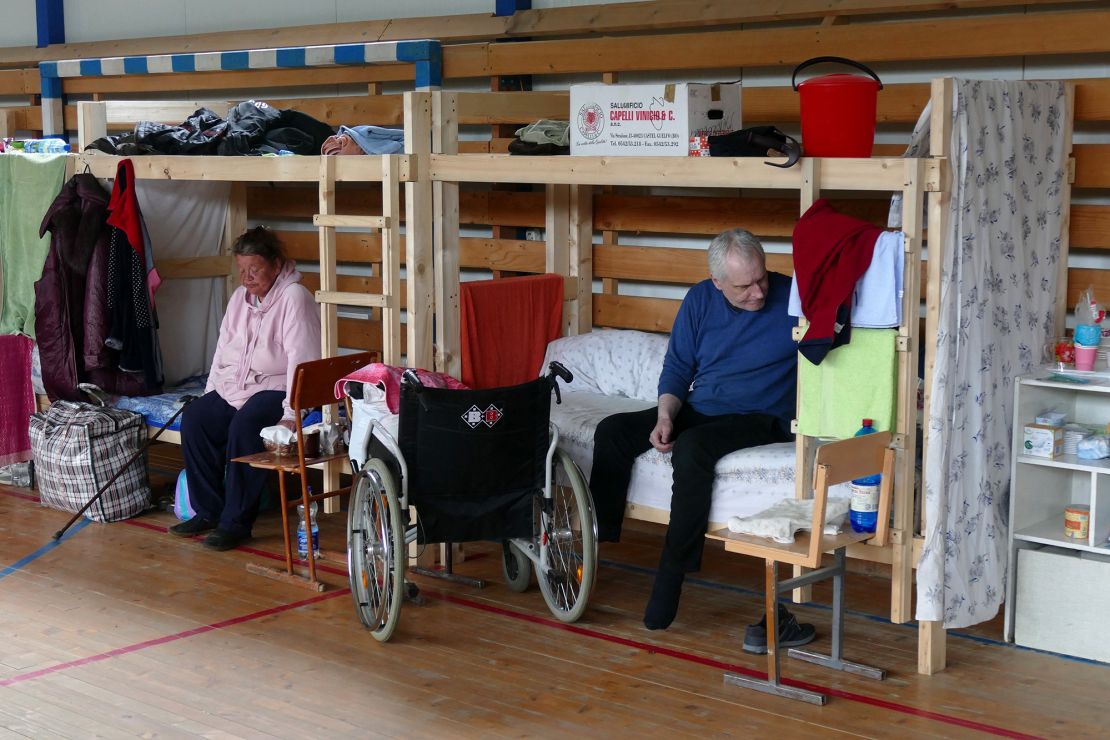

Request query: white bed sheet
[{"left": 551, "top": 390, "right": 798, "bottom": 524}]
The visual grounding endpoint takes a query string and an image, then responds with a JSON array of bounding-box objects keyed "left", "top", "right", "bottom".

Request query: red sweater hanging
[{"left": 792, "top": 198, "right": 884, "bottom": 365}]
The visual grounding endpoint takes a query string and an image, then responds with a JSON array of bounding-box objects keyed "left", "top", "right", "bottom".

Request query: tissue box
[
  {"left": 1023, "top": 424, "right": 1063, "bottom": 458},
  {"left": 1035, "top": 411, "right": 1067, "bottom": 426},
  {"left": 570, "top": 82, "right": 741, "bottom": 156}
]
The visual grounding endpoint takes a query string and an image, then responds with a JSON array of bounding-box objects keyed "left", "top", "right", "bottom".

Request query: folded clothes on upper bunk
[{"left": 85, "top": 100, "right": 335, "bottom": 157}]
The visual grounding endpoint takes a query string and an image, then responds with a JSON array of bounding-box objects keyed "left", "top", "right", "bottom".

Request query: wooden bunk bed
[{"left": 427, "top": 85, "right": 948, "bottom": 674}]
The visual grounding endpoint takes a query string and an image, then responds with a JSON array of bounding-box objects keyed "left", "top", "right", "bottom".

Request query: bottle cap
[{"left": 862, "top": 418, "right": 873, "bottom": 427}]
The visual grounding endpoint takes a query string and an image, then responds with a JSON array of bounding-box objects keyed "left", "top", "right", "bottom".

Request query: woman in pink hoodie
[{"left": 170, "top": 227, "right": 320, "bottom": 550}]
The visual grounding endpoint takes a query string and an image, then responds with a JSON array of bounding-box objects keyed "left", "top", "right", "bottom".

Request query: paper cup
[
  {"left": 1075, "top": 324, "right": 1102, "bottom": 346},
  {"left": 1075, "top": 343, "right": 1098, "bottom": 371}
]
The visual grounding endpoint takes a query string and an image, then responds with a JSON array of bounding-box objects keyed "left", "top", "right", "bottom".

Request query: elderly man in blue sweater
[{"left": 590, "top": 228, "right": 809, "bottom": 638}]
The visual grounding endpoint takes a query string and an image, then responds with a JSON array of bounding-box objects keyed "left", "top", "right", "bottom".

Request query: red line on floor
[
  {"left": 421, "top": 592, "right": 1043, "bottom": 740},
  {"left": 0, "top": 589, "right": 349, "bottom": 687},
  {"left": 0, "top": 488, "right": 1046, "bottom": 737}
]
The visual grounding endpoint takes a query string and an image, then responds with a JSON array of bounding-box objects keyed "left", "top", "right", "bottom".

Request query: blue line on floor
[
  {"left": 599, "top": 557, "right": 1109, "bottom": 668},
  {"left": 0, "top": 519, "right": 91, "bottom": 581}
]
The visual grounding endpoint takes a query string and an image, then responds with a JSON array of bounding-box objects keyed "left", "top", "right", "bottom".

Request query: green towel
[
  {"left": 0, "top": 154, "right": 68, "bottom": 337},
  {"left": 798, "top": 328, "right": 898, "bottom": 439}
]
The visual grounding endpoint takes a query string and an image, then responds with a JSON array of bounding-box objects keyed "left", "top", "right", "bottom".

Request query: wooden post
[
  {"left": 223, "top": 182, "right": 247, "bottom": 305},
  {"left": 919, "top": 76, "right": 954, "bottom": 675},
  {"left": 316, "top": 157, "right": 343, "bottom": 511},
  {"left": 1055, "top": 82, "right": 1076, "bottom": 337},
  {"left": 567, "top": 185, "right": 593, "bottom": 336},
  {"left": 404, "top": 91, "right": 434, "bottom": 371},
  {"left": 891, "top": 157, "right": 925, "bottom": 625},
  {"left": 545, "top": 184, "right": 570, "bottom": 276},
  {"left": 381, "top": 155, "right": 402, "bottom": 367},
  {"left": 792, "top": 156, "right": 820, "bottom": 604},
  {"left": 432, "top": 91, "right": 461, "bottom": 377},
  {"left": 76, "top": 101, "right": 107, "bottom": 153}
]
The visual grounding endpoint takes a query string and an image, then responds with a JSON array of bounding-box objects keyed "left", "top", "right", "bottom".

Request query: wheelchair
[{"left": 346, "top": 362, "right": 598, "bottom": 642}]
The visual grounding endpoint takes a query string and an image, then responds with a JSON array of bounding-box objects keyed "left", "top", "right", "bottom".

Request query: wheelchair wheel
[
  {"left": 347, "top": 458, "right": 405, "bottom": 642},
  {"left": 501, "top": 540, "right": 532, "bottom": 593},
  {"left": 537, "top": 448, "right": 597, "bottom": 623}
]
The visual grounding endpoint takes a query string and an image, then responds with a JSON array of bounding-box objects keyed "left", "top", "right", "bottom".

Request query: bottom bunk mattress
[
  {"left": 551, "top": 390, "right": 799, "bottom": 525},
  {"left": 112, "top": 375, "right": 208, "bottom": 433}
]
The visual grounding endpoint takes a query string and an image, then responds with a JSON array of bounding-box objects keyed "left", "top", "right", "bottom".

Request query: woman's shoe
[
  {"left": 202, "top": 528, "right": 249, "bottom": 551},
  {"left": 168, "top": 517, "right": 215, "bottom": 537}
]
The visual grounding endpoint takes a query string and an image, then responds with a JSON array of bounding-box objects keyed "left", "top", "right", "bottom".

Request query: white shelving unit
[{"left": 1005, "top": 371, "right": 1110, "bottom": 660}]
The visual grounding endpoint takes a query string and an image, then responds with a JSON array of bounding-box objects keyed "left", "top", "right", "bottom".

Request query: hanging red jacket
[{"left": 792, "top": 198, "right": 884, "bottom": 365}]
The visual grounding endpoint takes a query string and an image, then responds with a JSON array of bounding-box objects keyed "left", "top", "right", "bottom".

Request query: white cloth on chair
[{"left": 727, "top": 497, "right": 850, "bottom": 545}]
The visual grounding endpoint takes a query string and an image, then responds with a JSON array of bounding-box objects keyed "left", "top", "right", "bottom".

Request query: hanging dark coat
[
  {"left": 35, "top": 173, "right": 153, "bottom": 400},
  {"left": 104, "top": 159, "right": 164, "bottom": 393}
]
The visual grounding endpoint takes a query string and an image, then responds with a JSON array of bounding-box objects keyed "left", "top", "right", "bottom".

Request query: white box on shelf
[
  {"left": 1023, "top": 423, "right": 1062, "bottom": 458},
  {"left": 569, "top": 82, "right": 741, "bottom": 156}
]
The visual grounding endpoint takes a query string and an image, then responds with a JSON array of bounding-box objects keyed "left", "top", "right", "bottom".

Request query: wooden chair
[
  {"left": 232, "top": 351, "right": 377, "bottom": 591},
  {"left": 706, "top": 431, "right": 895, "bottom": 705}
]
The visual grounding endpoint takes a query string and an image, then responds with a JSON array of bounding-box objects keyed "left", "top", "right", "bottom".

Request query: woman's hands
[{"left": 278, "top": 418, "right": 297, "bottom": 432}]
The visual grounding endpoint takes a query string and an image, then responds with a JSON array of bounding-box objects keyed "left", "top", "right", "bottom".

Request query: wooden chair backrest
[
  {"left": 290, "top": 351, "right": 378, "bottom": 413},
  {"left": 807, "top": 431, "right": 896, "bottom": 564}
]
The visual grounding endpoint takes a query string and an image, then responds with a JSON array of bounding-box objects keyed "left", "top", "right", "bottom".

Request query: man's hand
[
  {"left": 650, "top": 394, "right": 682, "bottom": 453},
  {"left": 650, "top": 416, "right": 674, "bottom": 453}
]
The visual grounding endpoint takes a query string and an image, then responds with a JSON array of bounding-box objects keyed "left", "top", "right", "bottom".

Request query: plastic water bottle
[
  {"left": 849, "top": 419, "right": 881, "bottom": 533},
  {"left": 297, "top": 491, "right": 320, "bottom": 559},
  {"left": 21, "top": 138, "right": 70, "bottom": 154}
]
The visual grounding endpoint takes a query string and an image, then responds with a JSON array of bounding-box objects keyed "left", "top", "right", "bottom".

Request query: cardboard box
[
  {"left": 1023, "top": 423, "right": 1063, "bottom": 458},
  {"left": 570, "top": 82, "right": 741, "bottom": 156}
]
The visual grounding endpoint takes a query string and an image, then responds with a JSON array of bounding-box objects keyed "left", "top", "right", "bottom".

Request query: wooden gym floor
[{"left": 1, "top": 466, "right": 1107, "bottom": 738}]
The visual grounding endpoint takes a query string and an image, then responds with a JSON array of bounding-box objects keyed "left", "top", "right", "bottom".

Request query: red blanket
[
  {"left": 0, "top": 335, "right": 35, "bottom": 466},
  {"left": 460, "top": 274, "right": 563, "bottom": 389}
]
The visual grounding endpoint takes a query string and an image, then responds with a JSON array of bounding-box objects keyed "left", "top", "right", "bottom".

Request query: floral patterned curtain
[{"left": 916, "top": 80, "right": 1068, "bottom": 628}]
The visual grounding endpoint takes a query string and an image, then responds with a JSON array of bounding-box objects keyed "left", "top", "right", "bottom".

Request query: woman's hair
[
  {"left": 233, "top": 226, "right": 285, "bottom": 263},
  {"left": 707, "top": 228, "right": 765, "bottom": 281}
]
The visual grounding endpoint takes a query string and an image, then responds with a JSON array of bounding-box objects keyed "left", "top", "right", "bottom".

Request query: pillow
[{"left": 544, "top": 330, "right": 669, "bottom": 401}]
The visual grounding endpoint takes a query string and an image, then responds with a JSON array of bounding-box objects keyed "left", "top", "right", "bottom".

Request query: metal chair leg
[
  {"left": 724, "top": 559, "right": 827, "bottom": 705},
  {"left": 789, "top": 548, "right": 885, "bottom": 681}
]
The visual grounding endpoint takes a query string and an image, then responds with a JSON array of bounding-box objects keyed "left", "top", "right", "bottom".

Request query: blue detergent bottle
[{"left": 849, "top": 419, "right": 881, "bottom": 533}]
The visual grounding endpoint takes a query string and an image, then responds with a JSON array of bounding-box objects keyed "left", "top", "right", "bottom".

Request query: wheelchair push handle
[
  {"left": 548, "top": 361, "right": 573, "bottom": 384},
  {"left": 401, "top": 368, "right": 430, "bottom": 410},
  {"left": 546, "top": 361, "right": 574, "bottom": 405}
]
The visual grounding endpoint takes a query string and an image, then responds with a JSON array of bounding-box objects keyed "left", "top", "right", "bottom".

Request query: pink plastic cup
[{"left": 1075, "top": 343, "right": 1098, "bottom": 371}]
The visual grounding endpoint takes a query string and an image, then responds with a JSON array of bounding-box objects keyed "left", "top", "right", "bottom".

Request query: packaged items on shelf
[
  {"left": 1023, "top": 423, "right": 1062, "bottom": 458},
  {"left": 1076, "top": 434, "right": 1110, "bottom": 460},
  {"left": 1064, "top": 504, "right": 1090, "bottom": 539},
  {"left": 1035, "top": 410, "right": 1067, "bottom": 426}
]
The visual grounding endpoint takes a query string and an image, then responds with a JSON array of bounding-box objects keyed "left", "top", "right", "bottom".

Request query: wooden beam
[
  {"left": 430, "top": 154, "right": 912, "bottom": 191},
  {"left": 61, "top": 65, "right": 414, "bottom": 96},
  {"left": 446, "top": 9, "right": 1110, "bottom": 78},
  {"left": 1, "top": 0, "right": 1094, "bottom": 67},
  {"left": 593, "top": 293, "right": 678, "bottom": 332}
]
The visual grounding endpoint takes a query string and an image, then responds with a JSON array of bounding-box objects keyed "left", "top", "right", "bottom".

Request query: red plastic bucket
[{"left": 792, "top": 57, "right": 882, "bottom": 158}]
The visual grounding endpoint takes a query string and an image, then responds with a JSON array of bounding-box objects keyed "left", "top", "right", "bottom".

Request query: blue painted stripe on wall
[
  {"left": 495, "top": 0, "right": 532, "bottom": 16},
  {"left": 39, "top": 73, "right": 63, "bottom": 99},
  {"left": 396, "top": 39, "right": 437, "bottom": 62},
  {"left": 171, "top": 54, "right": 196, "bottom": 73},
  {"left": 79, "top": 59, "right": 102, "bottom": 76},
  {"left": 221, "top": 51, "right": 250, "bottom": 70},
  {"left": 36, "top": 0, "right": 65, "bottom": 48},
  {"left": 334, "top": 44, "right": 366, "bottom": 64},
  {"left": 275, "top": 47, "right": 306, "bottom": 68},
  {"left": 414, "top": 59, "right": 442, "bottom": 90},
  {"left": 123, "top": 56, "right": 149, "bottom": 75}
]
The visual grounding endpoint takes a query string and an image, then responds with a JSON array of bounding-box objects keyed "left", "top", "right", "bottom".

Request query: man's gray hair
[{"left": 707, "top": 229, "right": 765, "bottom": 281}]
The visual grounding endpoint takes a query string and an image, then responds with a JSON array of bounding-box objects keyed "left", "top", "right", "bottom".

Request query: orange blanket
[{"left": 460, "top": 274, "right": 563, "bottom": 389}]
